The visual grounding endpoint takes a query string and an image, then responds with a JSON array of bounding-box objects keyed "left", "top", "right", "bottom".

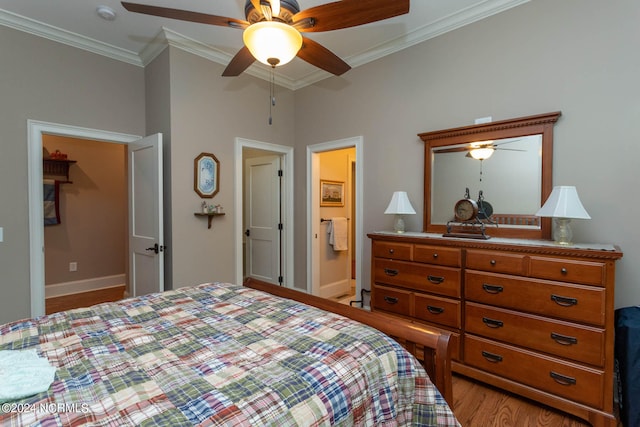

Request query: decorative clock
[{"left": 444, "top": 188, "right": 493, "bottom": 239}]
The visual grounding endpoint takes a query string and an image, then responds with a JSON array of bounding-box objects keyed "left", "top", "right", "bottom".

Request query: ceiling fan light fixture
[
  {"left": 243, "top": 21, "right": 302, "bottom": 67},
  {"left": 469, "top": 147, "right": 495, "bottom": 160}
]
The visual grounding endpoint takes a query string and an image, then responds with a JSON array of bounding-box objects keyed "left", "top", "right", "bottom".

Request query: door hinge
[
  {"left": 278, "top": 169, "right": 283, "bottom": 177},
  {"left": 278, "top": 276, "right": 283, "bottom": 284},
  {"left": 278, "top": 223, "right": 283, "bottom": 230}
]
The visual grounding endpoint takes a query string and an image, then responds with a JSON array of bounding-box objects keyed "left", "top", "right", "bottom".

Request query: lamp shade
[
  {"left": 243, "top": 21, "right": 302, "bottom": 67},
  {"left": 535, "top": 186, "right": 591, "bottom": 219},
  {"left": 384, "top": 191, "right": 416, "bottom": 215}
]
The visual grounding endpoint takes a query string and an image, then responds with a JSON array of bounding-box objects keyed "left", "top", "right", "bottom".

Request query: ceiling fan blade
[
  {"left": 434, "top": 146, "right": 468, "bottom": 154},
  {"left": 493, "top": 138, "right": 522, "bottom": 146},
  {"left": 249, "top": 0, "right": 262, "bottom": 13},
  {"left": 222, "top": 46, "right": 256, "bottom": 76},
  {"left": 293, "top": 0, "right": 409, "bottom": 32},
  {"left": 121, "top": 2, "right": 249, "bottom": 29},
  {"left": 297, "top": 37, "right": 351, "bottom": 76}
]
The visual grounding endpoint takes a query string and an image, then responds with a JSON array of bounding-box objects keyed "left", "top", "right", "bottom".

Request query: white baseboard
[
  {"left": 45, "top": 274, "right": 126, "bottom": 298},
  {"left": 319, "top": 278, "right": 351, "bottom": 299}
]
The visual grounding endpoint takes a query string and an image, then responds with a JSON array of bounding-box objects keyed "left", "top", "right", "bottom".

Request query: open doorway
[
  {"left": 28, "top": 121, "right": 163, "bottom": 317},
  {"left": 234, "top": 138, "right": 294, "bottom": 287},
  {"left": 41, "top": 134, "right": 127, "bottom": 313},
  {"left": 307, "top": 136, "right": 363, "bottom": 306}
]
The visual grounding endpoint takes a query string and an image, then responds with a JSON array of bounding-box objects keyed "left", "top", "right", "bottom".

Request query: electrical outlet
[{"left": 69, "top": 262, "right": 77, "bottom": 272}]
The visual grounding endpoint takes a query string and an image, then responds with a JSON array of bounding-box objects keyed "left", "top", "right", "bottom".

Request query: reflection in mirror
[
  {"left": 431, "top": 135, "right": 542, "bottom": 225},
  {"left": 419, "top": 112, "right": 561, "bottom": 240}
]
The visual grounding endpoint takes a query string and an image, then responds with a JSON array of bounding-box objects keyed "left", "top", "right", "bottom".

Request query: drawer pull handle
[
  {"left": 551, "top": 332, "right": 578, "bottom": 346},
  {"left": 433, "top": 253, "right": 439, "bottom": 259},
  {"left": 427, "top": 305, "right": 444, "bottom": 314},
  {"left": 389, "top": 249, "right": 395, "bottom": 254},
  {"left": 490, "top": 259, "right": 497, "bottom": 266},
  {"left": 551, "top": 294, "right": 578, "bottom": 307},
  {"left": 482, "top": 317, "right": 504, "bottom": 328},
  {"left": 481, "top": 351, "right": 503, "bottom": 363},
  {"left": 384, "top": 296, "right": 399, "bottom": 305},
  {"left": 561, "top": 267, "right": 568, "bottom": 274},
  {"left": 427, "top": 275, "right": 445, "bottom": 284},
  {"left": 384, "top": 268, "right": 399, "bottom": 277},
  {"left": 550, "top": 371, "right": 577, "bottom": 386},
  {"left": 482, "top": 284, "right": 504, "bottom": 294}
]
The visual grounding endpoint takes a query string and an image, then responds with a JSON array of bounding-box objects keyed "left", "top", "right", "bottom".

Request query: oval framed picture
[{"left": 194, "top": 152, "right": 220, "bottom": 198}]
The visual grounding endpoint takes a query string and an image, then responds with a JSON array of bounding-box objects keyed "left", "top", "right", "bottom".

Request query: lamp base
[
  {"left": 553, "top": 218, "right": 573, "bottom": 245},
  {"left": 393, "top": 215, "right": 406, "bottom": 233}
]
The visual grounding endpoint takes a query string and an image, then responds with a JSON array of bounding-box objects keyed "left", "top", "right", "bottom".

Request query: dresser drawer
[
  {"left": 464, "top": 335, "right": 604, "bottom": 409},
  {"left": 372, "top": 285, "right": 411, "bottom": 315},
  {"left": 413, "top": 245, "right": 461, "bottom": 267},
  {"left": 414, "top": 294, "right": 461, "bottom": 329},
  {"left": 465, "top": 302, "right": 605, "bottom": 366},
  {"left": 374, "top": 259, "right": 461, "bottom": 298},
  {"left": 465, "top": 271, "right": 605, "bottom": 326},
  {"left": 529, "top": 256, "right": 606, "bottom": 286},
  {"left": 466, "top": 249, "right": 527, "bottom": 275},
  {"left": 372, "top": 241, "right": 412, "bottom": 261}
]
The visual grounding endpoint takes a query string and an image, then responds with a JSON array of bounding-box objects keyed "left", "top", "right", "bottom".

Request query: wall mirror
[{"left": 419, "top": 112, "right": 561, "bottom": 239}]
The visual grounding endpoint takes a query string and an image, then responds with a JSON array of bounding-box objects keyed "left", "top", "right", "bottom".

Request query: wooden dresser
[{"left": 369, "top": 232, "right": 623, "bottom": 427}]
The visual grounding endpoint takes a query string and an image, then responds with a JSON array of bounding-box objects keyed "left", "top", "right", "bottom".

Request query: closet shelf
[{"left": 43, "top": 159, "right": 76, "bottom": 183}]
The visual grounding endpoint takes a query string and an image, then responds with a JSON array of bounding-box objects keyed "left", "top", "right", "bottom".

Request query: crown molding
[
  {"left": 1, "top": 0, "right": 529, "bottom": 90},
  {"left": 0, "top": 9, "right": 143, "bottom": 66}
]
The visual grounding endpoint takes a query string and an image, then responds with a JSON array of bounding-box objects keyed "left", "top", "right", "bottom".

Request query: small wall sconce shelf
[
  {"left": 43, "top": 158, "right": 76, "bottom": 183},
  {"left": 194, "top": 212, "right": 225, "bottom": 229}
]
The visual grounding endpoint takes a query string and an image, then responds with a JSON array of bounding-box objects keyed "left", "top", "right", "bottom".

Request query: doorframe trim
[
  {"left": 27, "top": 120, "right": 140, "bottom": 317},
  {"left": 306, "top": 136, "right": 363, "bottom": 297},
  {"left": 234, "top": 138, "right": 294, "bottom": 287}
]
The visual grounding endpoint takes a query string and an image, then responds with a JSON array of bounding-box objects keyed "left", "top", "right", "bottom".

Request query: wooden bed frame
[{"left": 244, "top": 278, "right": 454, "bottom": 407}]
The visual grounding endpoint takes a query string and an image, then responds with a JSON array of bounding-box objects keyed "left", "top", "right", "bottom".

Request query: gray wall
[
  {"left": 292, "top": 0, "right": 639, "bottom": 309},
  {"left": 158, "top": 47, "right": 295, "bottom": 289},
  {"left": 0, "top": 26, "right": 145, "bottom": 324}
]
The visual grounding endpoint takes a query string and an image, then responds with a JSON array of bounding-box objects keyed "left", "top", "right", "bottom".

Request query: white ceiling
[{"left": 0, "top": 0, "right": 529, "bottom": 90}]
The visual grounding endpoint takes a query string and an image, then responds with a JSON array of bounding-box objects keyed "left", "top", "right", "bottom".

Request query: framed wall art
[
  {"left": 194, "top": 152, "right": 220, "bottom": 198},
  {"left": 320, "top": 180, "right": 344, "bottom": 207}
]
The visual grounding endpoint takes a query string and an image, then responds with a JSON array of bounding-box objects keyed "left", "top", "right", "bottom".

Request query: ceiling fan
[
  {"left": 121, "top": 0, "right": 410, "bottom": 77},
  {"left": 434, "top": 139, "right": 525, "bottom": 160}
]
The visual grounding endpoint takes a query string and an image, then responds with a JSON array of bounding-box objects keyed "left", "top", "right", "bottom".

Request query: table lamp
[
  {"left": 535, "top": 186, "right": 591, "bottom": 245},
  {"left": 384, "top": 191, "right": 416, "bottom": 233}
]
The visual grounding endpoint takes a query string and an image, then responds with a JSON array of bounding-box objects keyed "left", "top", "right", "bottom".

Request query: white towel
[
  {"left": 0, "top": 349, "right": 56, "bottom": 402},
  {"left": 327, "top": 217, "right": 348, "bottom": 251}
]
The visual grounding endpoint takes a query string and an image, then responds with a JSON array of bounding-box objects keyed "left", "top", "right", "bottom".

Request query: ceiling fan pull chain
[{"left": 269, "top": 67, "right": 275, "bottom": 125}]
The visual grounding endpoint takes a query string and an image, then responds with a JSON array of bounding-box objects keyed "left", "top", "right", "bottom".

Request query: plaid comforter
[{"left": 0, "top": 282, "right": 459, "bottom": 426}]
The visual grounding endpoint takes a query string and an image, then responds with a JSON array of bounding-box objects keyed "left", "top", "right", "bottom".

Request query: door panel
[
  {"left": 128, "top": 134, "right": 163, "bottom": 297},
  {"left": 245, "top": 155, "right": 281, "bottom": 284}
]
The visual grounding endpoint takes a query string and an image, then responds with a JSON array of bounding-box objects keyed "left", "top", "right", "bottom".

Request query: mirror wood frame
[{"left": 419, "top": 111, "right": 561, "bottom": 240}]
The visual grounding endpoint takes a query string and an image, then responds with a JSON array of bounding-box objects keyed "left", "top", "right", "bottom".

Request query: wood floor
[
  {"left": 452, "top": 374, "right": 594, "bottom": 427},
  {"left": 45, "top": 285, "right": 126, "bottom": 314}
]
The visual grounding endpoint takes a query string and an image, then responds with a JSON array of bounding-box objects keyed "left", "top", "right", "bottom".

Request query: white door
[
  {"left": 128, "top": 134, "right": 164, "bottom": 296},
  {"left": 244, "top": 155, "right": 281, "bottom": 284}
]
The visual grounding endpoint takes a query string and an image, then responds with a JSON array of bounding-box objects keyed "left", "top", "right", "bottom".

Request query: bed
[{"left": 0, "top": 280, "right": 459, "bottom": 426}]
